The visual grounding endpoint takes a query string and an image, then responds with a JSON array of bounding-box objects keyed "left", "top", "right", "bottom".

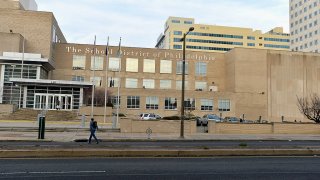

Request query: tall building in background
[
  {"left": 0, "top": 0, "right": 37, "bottom": 11},
  {"left": 156, "top": 17, "right": 290, "bottom": 53},
  {"left": 290, "top": 0, "right": 320, "bottom": 52}
]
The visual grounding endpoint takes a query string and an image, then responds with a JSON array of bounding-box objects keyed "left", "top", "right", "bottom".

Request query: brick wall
[
  {"left": 120, "top": 119, "right": 196, "bottom": 134},
  {"left": 208, "top": 121, "right": 320, "bottom": 134}
]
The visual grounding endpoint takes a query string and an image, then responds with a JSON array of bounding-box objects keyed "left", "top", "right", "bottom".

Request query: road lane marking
[
  {"left": 29, "top": 170, "right": 107, "bottom": 174},
  {"left": 0, "top": 170, "right": 106, "bottom": 175},
  {"left": 0, "top": 172, "right": 27, "bottom": 175}
]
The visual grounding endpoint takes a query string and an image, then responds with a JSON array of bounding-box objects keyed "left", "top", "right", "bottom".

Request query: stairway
[{"left": 0, "top": 109, "right": 79, "bottom": 121}]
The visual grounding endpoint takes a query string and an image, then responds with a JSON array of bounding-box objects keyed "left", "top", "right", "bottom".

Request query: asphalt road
[
  {"left": 0, "top": 157, "right": 320, "bottom": 180},
  {"left": 1, "top": 140, "right": 320, "bottom": 150}
]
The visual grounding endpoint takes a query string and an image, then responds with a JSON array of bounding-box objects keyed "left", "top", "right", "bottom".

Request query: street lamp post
[{"left": 180, "top": 27, "right": 194, "bottom": 138}]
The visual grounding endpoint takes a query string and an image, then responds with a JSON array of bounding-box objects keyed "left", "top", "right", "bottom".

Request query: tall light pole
[{"left": 180, "top": 27, "right": 194, "bottom": 138}]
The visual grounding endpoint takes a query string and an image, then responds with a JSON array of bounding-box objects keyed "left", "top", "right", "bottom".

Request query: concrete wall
[
  {"left": 0, "top": 104, "right": 15, "bottom": 117},
  {"left": 268, "top": 51, "right": 320, "bottom": 122},
  {"left": 120, "top": 119, "right": 197, "bottom": 134},
  {"left": 0, "top": 0, "right": 22, "bottom": 10},
  {"left": 0, "top": 32, "right": 22, "bottom": 55},
  {"left": 208, "top": 121, "right": 320, "bottom": 134},
  {"left": 0, "top": 8, "right": 66, "bottom": 61}
]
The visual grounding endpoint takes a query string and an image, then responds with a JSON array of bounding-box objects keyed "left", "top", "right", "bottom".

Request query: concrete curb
[{"left": 1, "top": 149, "right": 320, "bottom": 158}]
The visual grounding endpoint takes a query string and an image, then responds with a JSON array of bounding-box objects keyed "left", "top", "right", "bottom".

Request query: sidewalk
[{"left": 1, "top": 119, "right": 320, "bottom": 142}]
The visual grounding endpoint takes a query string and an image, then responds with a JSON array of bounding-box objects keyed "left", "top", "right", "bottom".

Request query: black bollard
[{"left": 38, "top": 116, "right": 46, "bottom": 139}]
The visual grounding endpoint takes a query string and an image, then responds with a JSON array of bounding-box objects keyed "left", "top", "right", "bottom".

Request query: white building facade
[{"left": 290, "top": 0, "right": 320, "bottom": 52}]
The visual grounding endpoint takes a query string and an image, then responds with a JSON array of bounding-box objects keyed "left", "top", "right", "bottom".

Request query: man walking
[{"left": 88, "top": 118, "right": 99, "bottom": 144}]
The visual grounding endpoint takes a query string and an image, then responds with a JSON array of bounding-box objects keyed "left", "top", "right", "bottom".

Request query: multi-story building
[
  {"left": 1, "top": 0, "right": 320, "bottom": 123},
  {"left": 155, "top": 17, "right": 290, "bottom": 53},
  {"left": 290, "top": 0, "right": 320, "bottom": 52}
]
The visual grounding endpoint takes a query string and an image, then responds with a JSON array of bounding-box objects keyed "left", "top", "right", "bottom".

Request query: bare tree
[
  {"left": 83, "top": 87, "right": 113, "bottom": 107},
  {"left": 297, "top": 94, "right": 320, "bottom": 123}
]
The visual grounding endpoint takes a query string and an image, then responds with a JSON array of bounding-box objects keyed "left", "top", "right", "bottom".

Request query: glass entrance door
[
  {"left": 35, "top": 94, "right": 47, "bottom": 110},
  {"left": 34, "top": 94, "right": 73, "bottom": 111}
]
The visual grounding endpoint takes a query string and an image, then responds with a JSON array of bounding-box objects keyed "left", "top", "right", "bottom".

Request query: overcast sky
[{"left": 37, "top": 0, "right": 289, "bottom": 48}]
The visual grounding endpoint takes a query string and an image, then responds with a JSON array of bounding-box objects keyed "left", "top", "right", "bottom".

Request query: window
[
  {"left": 195, "top": 62, "right": 207, "bottom": 76},
  {"left": 184, "top": 21, "right": 193, "bottom": 24},
  {"left": 125, "top": 78, "right": 138, "bottom": 88},
  {"left": 201, "top": 99, "right": 213, "bottom": 111},
  {"left": 184, "top": 98, "right": 195, "bottom": 110},
  {"left": 109, "top": 57, "right": 120, "bottom": 71},
  {"left": 160, "top": 60, "right": 172, "bottom": 73},
  {"left": 165, "top": 97, "right": 177, "bottom": 110},
  {"left": 174, "top": 31, "right": 182, "bottom": 35},
  {"left": 176, "top": 61, "right": 188, "bottom": 74},
  {"left": 195, "top": 82, "right": 207, "bottom": 91},
  {"left": 126, "top": 58, "right": 138, "bottom": 72},
  {"left": 247, "top": 43, "right": 255, "bottom": 47},
  {"left": 173, "top": 45, "right": 182, "bottom": 49},
  {"left": 110, "top": 96, "right": 120, "bottom": 108},
  {"left": 160, "top": 80, "right": 171, "bottom": 89},
  {"left": 143, "top": 59, "right": 155, "bottom": 73},
  {"left": 90, "top": 77, "right": 102, "bottom": 87},
  {"left": 218, "top": 99, "right": 230, "bottom": 111},
  {"left": 52, "top": 25, "right": 57, "bottom": 43},
  {"left": 107, "top": 77, "right": 119, "bottom": 87},
  {"left": 146, "top": 96, "right": 159, "bottom": 109},
  {"left": 247, "top": 36, "right": 255, "bottom": 40},
  {"left": 172, "top": 20, "right": 180, "bottom": 23},
  {"left": 72, "top": 76, "right": 84, "bottom": 82},
  {"left": 176, "top": 80, "right": 188, "bottom": 90},
  {"left": 72, "top": 55, "right": 86, "bottom": 70},
  {"left": 91, "top": 56, "right": 104, "bottom": 70},
  {"left": 143, "top": 79, "right": 155, "bottom": 89},
  {"left": 127, "top": 96, "right": 140, "bottom": 109}
]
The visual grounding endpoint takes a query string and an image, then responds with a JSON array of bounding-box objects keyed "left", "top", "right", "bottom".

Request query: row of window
[
  {"left": 72, "top": 55, "right": 207, "bottom": 75},
  {"left": 123, "top": 96, "right": 231, "bottom": 111},
  {"left": 185, "top": 45, "right": 232, "bottom": 52},
  {"left": 292, "top": 39, "right": 319, "bottom": 51},
  {"left": 291, "top": 19, "right": 318, "bottom": 35},
  {"left": 172, "top": 31, "right": 244, "bottom": 39},
  {"left": 291, "top": 31, "right": 319, "bottom": 47},
  {"left": 183, "top": 38, "right": 243, "bottom": 46},
  {"left": 4, "top": 65, "right": 39, "bottom": 82},
  {"left": 264, "top": 44, "right": 290, "bottom": 49},
  {"left": 291, "top": 23, "right": 318, "bottom": 38},
  {"left": 291, "top": 0, "right": 318, "bottom": 13},
  {"left": 75, "top": 75, "right": 211, "bottom": 90},
  {"left": 264, "top": 37, "right": 290, "bottom": 43},
  {"left": 291, "top": 10, "right": 319, "bottom": 26},
  {"left": 171, "top": 20, "right": 193, "bottom": 25}
]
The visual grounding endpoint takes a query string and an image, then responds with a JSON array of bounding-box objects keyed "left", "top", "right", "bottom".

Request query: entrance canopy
[
  {"left": 9, "top": 78, "right": 93, "bottom": 110},
  {"left": 9, "top": 78, "right": 93, "bottom": 87}
]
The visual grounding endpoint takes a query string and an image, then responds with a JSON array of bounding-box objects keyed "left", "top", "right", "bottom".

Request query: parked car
[
  {"left": 155, "top": 114, "right": 162, "bottom": 119},
  {"left": 200, "top": 114, "right": 222, "bottom": 126},
  {"left": 140, "top": 113, "right": 157, "bottom": 120},
  {"left": 224, "top": 117, "right": 240, "bottom": 123}
]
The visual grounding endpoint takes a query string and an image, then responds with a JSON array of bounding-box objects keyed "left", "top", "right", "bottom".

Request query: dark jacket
[{"left": 90, "top": 121, "right": 98, "bottom": 131}]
